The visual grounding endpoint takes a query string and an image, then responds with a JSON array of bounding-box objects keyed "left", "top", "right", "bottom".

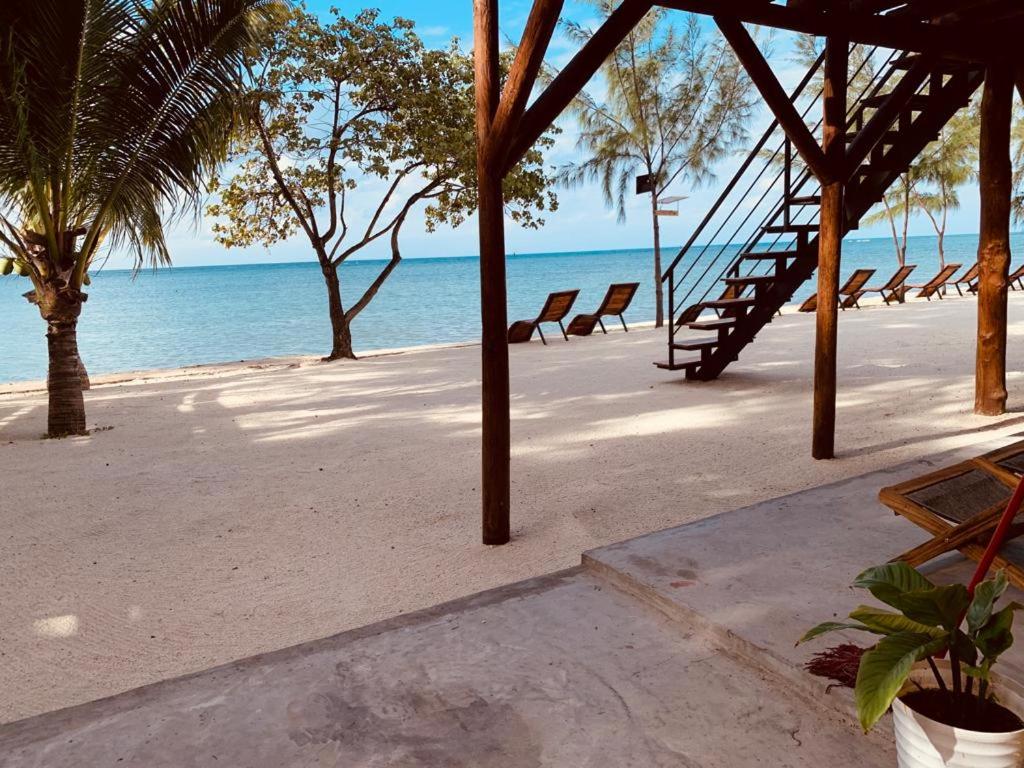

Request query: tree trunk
[
  {"left": 38, "top": 286, "right": 88, "bottom": 437},
  {"left": 650, "top": 190, "right": 664, "bottom": 328},
  {"left": 322, "top": 265, "right": 355, "bottom": 361},
  {"left": 975, "top": 62, "right": 1013, "bottom": 416}
]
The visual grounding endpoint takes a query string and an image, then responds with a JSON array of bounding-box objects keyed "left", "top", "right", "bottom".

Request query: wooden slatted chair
[
  {"left": 856, "top": 264, "right": 917, "bottom": 305},
  {"left": 879, "top": 440, "right": 1024, "bottom": 589},
  {"left": 798, "top": 268, "right": 876, "bottom": 312},
  {"left": 507, "top": 289, "right": 580, "bottom": 344},
  {"left": 566, "top": 282, "right": 640, "bottom": 336},
  {"left": 949, "top": 262, "right": 980, "bottom": 296},
  {"left": 1009, "top": 265, "right": 1024, "bottom": 291},
  {"left": 907, "top": 263, "right": 963, "bottom": 300}
]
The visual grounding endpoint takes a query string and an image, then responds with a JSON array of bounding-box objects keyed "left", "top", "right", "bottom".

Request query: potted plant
[{"left": 800, "top": 562, "right": 1024, "bottom": 767}]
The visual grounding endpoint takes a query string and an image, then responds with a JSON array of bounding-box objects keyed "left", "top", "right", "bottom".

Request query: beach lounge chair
[
  {"left": 855, "top": 264, "right": 917, "bottom": 305},
  {"left": 566, "top": 282, "right": 640, "bottom": 336},
  {"left": 798, "top": 268, "right": 876, "bottom": 312},
  {"left": 879, "top": 439, "right": 1024, "bottom": 589},
  {"left": 907, "top": 263, "right": 962, "bottom": 300},
  {"left": 507, "top": 289, "right": 579, "bottom": 344},
  {"left": 949, "top": 263, "right": 979, "bottom": 296},
  {"left": 1009, "top": 265, "right": 1024, "bottom": 290}
]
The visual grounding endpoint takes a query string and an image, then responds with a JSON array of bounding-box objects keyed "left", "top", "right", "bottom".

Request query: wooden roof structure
[{"left": 473, "top": 0, "right": 1024, "bottom": 544}]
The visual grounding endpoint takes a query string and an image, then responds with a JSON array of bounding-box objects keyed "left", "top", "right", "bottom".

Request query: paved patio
[{"left": 6, "top": 438, "right": 1022, "bottom": 766}]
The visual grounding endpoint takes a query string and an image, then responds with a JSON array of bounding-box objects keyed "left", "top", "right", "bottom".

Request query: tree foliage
[
  {"left": 207, "top": 7, "right": 556, "bottom": 359},
  {"left": 555, "top": 4, "right": 755, "bottom": 327}
]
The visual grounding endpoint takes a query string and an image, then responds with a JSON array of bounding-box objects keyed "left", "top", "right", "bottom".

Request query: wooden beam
[
  {"left": 490, "top": 0, "right": 564, "bottom": 157},
  {"left": 975, "top": 61, "right": 1013, "bottom": 417},
  {"left": 656, "top": 0, "right": 988, "bottom": 60},
  {"left": 716, "top": 16, "right": 834, "bottom": 183},
  {"left": 812, "top": 31, "right": 847, "bottom": 460},
  {"left": 504, "top": 0, "right": 653, "bottom": 173},
  {"left": 474, "top": 0, "right": 512, "bottom": 545}
]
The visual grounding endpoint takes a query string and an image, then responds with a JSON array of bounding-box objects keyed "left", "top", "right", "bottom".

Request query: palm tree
[
  {"left": 557, "top": 5, "right": 754, "bottom": 327},
  {"left": 0, "top": 0, "right": 281, "bottom": 437}
]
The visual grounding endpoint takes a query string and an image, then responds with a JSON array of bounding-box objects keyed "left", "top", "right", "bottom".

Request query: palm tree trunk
[
  {"left": 650, "top": 190, "right": 664, "bottom": 328},
  {"left": 38, "top": 287, "right": 87, "bottom": 437},
  {"left": 322, "top": 265, "right": 355, "bottom": 361}
]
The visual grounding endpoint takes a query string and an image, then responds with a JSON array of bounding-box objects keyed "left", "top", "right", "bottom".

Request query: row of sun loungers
[
  {"left": 507, "top": 282, "right": 639, "bottom": 345},
  {"left": 798, "top": 262, "right": 1024, "bottom": 313}
]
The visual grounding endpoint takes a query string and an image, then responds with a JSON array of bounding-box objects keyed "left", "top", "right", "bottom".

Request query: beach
[{"left": 2, "top": 291, "right": 1023, "bottom": 722}]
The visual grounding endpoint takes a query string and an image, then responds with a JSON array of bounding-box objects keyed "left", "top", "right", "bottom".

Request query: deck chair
[
  {"left": 879, "top": 440, "right": 1024, "bottom": 590},
  {"left": 566, "top": 282, "right": 640, "bottom": 336},
  {"left": 907, "top": 263, "right": 962, "bottom": 300},
  {"left": 507, "top": 289, "right": 579, "bottom": 344},
  {"left": 855, "top": 264, "right": 917, "bottom": 305},
  {"left": 798, "top": 269, "right": 876, "bottom": 312},
  {"left": 949, "top": 263, "right": 979, "bottom": 296},
  {"left": 1009, "top": 265, "right": 1024, "bottom": 290},
  {"left": 674, "top": 302, "right": 709, "bottom": 328}
]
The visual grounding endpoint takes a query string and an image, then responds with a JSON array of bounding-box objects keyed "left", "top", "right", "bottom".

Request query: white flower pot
[{"left": 893, "top": 661, "right": 1024, "bottom": 768}]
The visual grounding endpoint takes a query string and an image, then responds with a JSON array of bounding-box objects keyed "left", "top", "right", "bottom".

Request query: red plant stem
[{"left": 968, "top": 475, "right": 1024, "bottom": 596}]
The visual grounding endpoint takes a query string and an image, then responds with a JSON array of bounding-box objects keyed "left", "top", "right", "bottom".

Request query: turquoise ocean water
[{"left": 1, "top": 232, "right": 1020, "bottom": 383}]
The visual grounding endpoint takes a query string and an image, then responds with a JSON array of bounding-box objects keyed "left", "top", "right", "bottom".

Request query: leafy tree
[
  {"left": 1012, "top": 103, "right": 1024, "bottom": 224},
  {"left": 207, "top": 8, "right": 556, "bottom": 360},
  {"left": 556, "top": 5, "right": 755, "bottom": 328},
  {"left": 0, "top": 0, "right": 280, "bottom": 437},
  {"left": 863, "top": 173, "right": 918, "bottom": 268},
  {"left": 911, "top": 107, "right": 978, "bottom": 268}
]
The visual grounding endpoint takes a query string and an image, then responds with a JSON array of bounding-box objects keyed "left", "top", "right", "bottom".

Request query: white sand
[{"left": 3, "top": 293, "right": 1024, "bottom": 722}]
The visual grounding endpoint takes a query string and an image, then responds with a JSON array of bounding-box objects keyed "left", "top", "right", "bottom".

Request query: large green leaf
[
  {"left": 976, "top": 604, "right": 1022, "bottom": 660},
  {"left": 967, "top": 571, "right": 1010, "bottom": 635},
  {"left": 855, "top": 632, "right": 948, "bottom": 732},
  {"left": 797, "top": 621, "right": 874, "bottom": 645},
  {"left": 854, "top": 563, "right": 935, "bottom": 609},
  {"left": 897, "top": 584, "right": 971, "bottom": 631},
  {"left": 849, "top": 606, "right": 946, "bottom": 638}
]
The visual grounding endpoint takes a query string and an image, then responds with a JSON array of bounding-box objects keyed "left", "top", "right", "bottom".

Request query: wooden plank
[
  {"left": 812, "top": 32, "right": 847, "bottom": 460},
  {"left": 504, "top": 0, "right": 653, "bottom": 172},
  {"left": 975, "top": 62, "right": 1013, "bottom": 416},
  {"left": 490, "top": 0, "right": 564, "bottom": 158},
  {"left": 474, "top": 0, "right": 512, "bottom": 545},
  {"left": 715, "top": 16, "right": 834, "bottom": 183}
]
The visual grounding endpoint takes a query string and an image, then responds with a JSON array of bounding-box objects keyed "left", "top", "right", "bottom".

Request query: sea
[{"left": 1, "top": 232, "right": 1019, "bottom": 384}]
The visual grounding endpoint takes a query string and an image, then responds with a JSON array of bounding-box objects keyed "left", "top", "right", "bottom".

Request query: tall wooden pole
[
  {"left": 812, "top": 33, "right": 847, "bottom": 460},
  {"left": 475, "top": 0, "right": 511, "bottom": 545},
  {"left": 975, "top": 61, "right": 1014, "bottom": 417}
]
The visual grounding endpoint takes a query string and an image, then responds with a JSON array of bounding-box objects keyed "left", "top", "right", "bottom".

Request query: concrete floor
[{"left": 10, "top": 440, "right": 1023, "bottom": 766}]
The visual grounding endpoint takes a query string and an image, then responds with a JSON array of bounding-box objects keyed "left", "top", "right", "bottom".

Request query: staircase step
[
  {"left": 703, "top": 297, "right": 756, "bottom": 310},
  {"left": 787, "top": 195, "right": 821, "bottom": 206},
  {"left": 764, "top": 224, "right": 819, "bottom": 234},
  {"left": 688, "top": 317, "right": 737, "bottom": 331},
  {"left": 845, "top": 130, "right": 899, "bottom": 145},
  {"left": 861, "top": 93, "right": 931, "bottom": 111},
  {"left": 654, "top": 358, "right": 702, "bottom": 371},
  {"left": 671, "top": 338, "right": 718, "bottom": 351},
  {"left": 722, "top": 274, "right": 776, "bottom": 286},
  {"left": 742, "top": 250, "right": 800, "bottom": 261},
  {"left": 892, "top": 53, "right": 981, "bottom": 73}
]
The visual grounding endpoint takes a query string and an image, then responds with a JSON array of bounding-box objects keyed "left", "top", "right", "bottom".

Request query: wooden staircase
[{"left": 658, "top": 49, "right": 984, "bottom": 380}]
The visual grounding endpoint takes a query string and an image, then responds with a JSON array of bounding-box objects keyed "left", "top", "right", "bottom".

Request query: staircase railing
[{"left": 662, "top": 44, "right": 904, "bottom": 359}]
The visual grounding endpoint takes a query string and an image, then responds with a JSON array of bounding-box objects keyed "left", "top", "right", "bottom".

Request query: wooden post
[
  {"left": 812, "top": 33, "right": 847, "bottom": 460},
  {"left": 975, "top": 61, "right": 1014, "bottom": 416},
  {"left": 475, "top": 0, "right": 511, "bottom": 545}
]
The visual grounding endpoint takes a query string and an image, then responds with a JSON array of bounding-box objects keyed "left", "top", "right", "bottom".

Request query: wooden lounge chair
[
  {"left": 507, "top": 289, "right": 579, "bottom": 344},
  {"left": 798, "top": 268, "right": 876, "bottom": 312},
  {"left": 879, "top": 440, "right": 1024, "bottom": 589},
  {"left": 907, "top": 263, "right": 962, "bottom": 300},
  {"left": 566, "top": 282, "right": 640, "bottom": 336},
  {"left": 1009, "top": 265, "right": 1024, "bottom": 290},
  {"left": 855, "top": 264, "right": 917, "bottom": 305},
  {"left": 949, "top": 263, "right": 979, "bottom": 296}
]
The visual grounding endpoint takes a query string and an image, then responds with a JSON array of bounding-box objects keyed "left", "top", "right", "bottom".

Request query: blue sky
[{"left": 159, "top": 2, "right": 985, "bottom": 268}]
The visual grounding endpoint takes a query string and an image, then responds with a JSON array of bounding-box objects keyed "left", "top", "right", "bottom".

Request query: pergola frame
[{"left": 474, "top": 0, "right": 1024, "bottom": 544}]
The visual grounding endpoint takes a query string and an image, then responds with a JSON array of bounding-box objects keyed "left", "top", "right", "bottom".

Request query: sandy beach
[{"left": 3, "top": 293, "right": 1024, "bottom": 723}]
